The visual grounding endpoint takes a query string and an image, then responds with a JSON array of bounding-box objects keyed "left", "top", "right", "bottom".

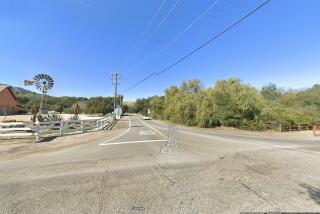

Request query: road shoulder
[{"left": 149, "top": 119, "right": 318, "bottom": 141}]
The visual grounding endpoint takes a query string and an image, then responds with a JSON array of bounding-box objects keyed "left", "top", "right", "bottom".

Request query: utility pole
[
  {"left": 118, "top": 94, "right": 123, "bottom": 106},
  {"left": 112, "top": 73, "right": 120, "bottom": 112}
]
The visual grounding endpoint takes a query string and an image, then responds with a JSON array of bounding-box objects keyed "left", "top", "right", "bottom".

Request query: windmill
[{"left": 24, "top": 74, "right": 54, "bottom": 114}]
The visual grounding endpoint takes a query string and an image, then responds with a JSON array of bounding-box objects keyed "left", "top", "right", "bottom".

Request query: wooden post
[
  {"left": 313, "top": 124, "right": 316, "bottom": 137},
  {"left": 81, "top": 120, "right": 84, "bottom": 133},
  {"left": 34, "top": 121, "right": 40, "bottom": 143},
  {"left": 59, "top": 122, "right": 64, "bottom": 136},
  {"left": 279, "top": 123, "right": 282, "bottom": 132}
]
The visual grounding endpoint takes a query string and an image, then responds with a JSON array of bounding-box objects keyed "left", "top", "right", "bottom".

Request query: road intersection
[
  {"left": 99, "top": 116, "right": 168, "bottom": 146},
  {"left": 0, "top": 115, "right": 319, "bottom": 213}
]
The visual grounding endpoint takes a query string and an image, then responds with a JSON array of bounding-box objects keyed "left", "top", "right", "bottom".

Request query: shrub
[
  {"left": 68, "top": 114, "right": 80, "bottom": 121},
  {"left": 47, "top": 113, "right": 63, "bottom": 122}
]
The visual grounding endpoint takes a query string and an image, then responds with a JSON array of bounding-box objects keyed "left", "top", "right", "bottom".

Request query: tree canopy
[{"left": 128, "top": 78, "right": 320, "bottom": 130}]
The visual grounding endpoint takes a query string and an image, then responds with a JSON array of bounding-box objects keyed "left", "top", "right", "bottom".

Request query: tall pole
[
  {"left": 118, "top": 94, "right": 122, "bottom": 106},
  {"left": 39, "top": 90, "right": 44, "bottom": 115},
  {"left": 112, "top": 73, "right": 120, "bottom": 113}
]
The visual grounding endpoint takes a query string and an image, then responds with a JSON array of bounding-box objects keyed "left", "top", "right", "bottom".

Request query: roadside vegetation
[
  {"left": 14, "top": 78, "right": 320, "bottom": 131},
  {"left": 127, "top": 78, "right": 320, "bottom": 131},
  {"left": 15, "top": 91, "right": 122, "bottom": 115}
]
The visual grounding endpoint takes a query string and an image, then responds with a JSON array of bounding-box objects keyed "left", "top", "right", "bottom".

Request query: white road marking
[
  {"left": 139, "top": 119, "right": 168, "bottom": 139},
  {"left": 139, "top": 129, "right": 156, "bottom": 136},
  {"left": 99, "top": 116, "right": 131, "bottom": 146},
  {"left": 100, "top": 139, "right": 168, "bottom": 146},
  {"left": 255, "top": 142, "right": 304, "bottom": 149}
]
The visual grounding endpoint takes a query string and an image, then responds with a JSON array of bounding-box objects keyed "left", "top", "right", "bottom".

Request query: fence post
[
  {"left": 313, "top": 124, "right": 316, "bottom": 137},
  {"left": 81, "top": 120, "right": 84, "bottom": 133},
  {"left": 34, "top": 121, "right": 40, "bottom": 143},
  {"left": 60, "top": 122, "right": 64, "bottom": 136}
]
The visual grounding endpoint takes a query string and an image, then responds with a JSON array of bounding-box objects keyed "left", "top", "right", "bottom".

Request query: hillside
[
  {"left": 0, "top": 83, "right": 116, "bottom": 114},
  {"left": 0, "top": 84, "right": 37, "bottom": 95},
  {"left": 13, "top": 86, "right": 37, "bottom": 94}
]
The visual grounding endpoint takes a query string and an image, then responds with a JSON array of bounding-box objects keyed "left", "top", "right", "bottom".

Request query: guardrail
[{"left": 0, "top": 117, "right": 114, "bottom": 142}]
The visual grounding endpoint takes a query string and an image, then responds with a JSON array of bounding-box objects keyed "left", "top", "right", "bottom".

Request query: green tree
[
  {"left": 261, "top": 83, "right": 281, "bottom": 100},
  {"left": 85, "top": 97, "right": 113, "bottom": 115},
  {"left": 150, "top": 96, "right": 164, "bottom": 119},
  {"left": 213, "top": 78, "right": 262, "bottom": 128}
]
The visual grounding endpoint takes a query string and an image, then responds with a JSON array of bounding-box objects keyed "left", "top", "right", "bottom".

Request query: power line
[
  {"left": 125, "top": 0, "right": 220, "bottom": 75},
  {"left": 122, "top": 0, "right": 169, "bottom": 68},
  {"left": 124, "top": 72, "right": 156, "bottom": 92},
  {"left": 156, "top": 0, "right": 271, "bottom": 76},
  {"left": 157, "top": 0, "right": 220, "bottom": 57},
  {"left": 124, "top": 0, "right": 271, "bottom": 93},
  {"left": 124, "top": 0, "right": 182, "bottom": 68}
]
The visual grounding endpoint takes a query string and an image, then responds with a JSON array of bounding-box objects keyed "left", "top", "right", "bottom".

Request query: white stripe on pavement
[
  {"left": 99, "top": 116, "right": 131, "bottom": 145},
  {"left": 99, "top": 139, "right": 168, "bottom": 146}
]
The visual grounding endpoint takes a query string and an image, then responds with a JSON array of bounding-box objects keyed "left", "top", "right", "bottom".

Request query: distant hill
[
  {"left": 0, "top": 83, "right": 116, "bottom": 115},
  {"left": 12, "top": 86, "right": 38, "bottom": 95},
  {"left": 304, "top": 84, "right": 320, "bottom": 94},
  {"left": 0, "top": 83, "right": 38, "bottom": 95}
]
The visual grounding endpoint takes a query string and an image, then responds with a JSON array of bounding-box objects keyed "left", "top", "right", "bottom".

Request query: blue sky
[{"left": 0, "top": 0, "right": 319, "bottom": 100}]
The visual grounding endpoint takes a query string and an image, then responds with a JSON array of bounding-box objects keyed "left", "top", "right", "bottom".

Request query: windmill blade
[{"left": 33, "top": 73, "right": 54, "bottom": 92}]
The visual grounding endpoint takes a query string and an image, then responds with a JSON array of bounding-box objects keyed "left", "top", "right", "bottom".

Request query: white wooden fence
[{"left": 0, "top": 117, "right": 114, "bottom": 142}]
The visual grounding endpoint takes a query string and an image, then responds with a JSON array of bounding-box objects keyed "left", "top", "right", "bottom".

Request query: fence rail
[{"left": 0, "top": 116, "right": 115, "bottom": 142}]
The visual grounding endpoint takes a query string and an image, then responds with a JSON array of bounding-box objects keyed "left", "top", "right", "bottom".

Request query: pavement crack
[
  {"left": 197, "top": 156, "right": 225, "bottom": 174},
  {"left": 240, "top": 182, "right": 272, "bottom": 205},
  {"left": 97, "top": 170, "right": 108, "bottom": 214}
]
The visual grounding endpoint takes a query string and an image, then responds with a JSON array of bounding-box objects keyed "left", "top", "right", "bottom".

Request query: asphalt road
[{"left": 0, "top": 115, "right": 319, "bottom": 213}]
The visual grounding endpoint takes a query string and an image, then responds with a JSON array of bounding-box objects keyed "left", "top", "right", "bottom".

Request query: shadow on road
[
  {"left": 300, "top": 183, "right": 320, "bottom": 205},
  {"left": 38, "top": 136, "right": 58, "bottom": 143},
  {"left": 130, "top": 125, "right": 143, "bottom": 128}
]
